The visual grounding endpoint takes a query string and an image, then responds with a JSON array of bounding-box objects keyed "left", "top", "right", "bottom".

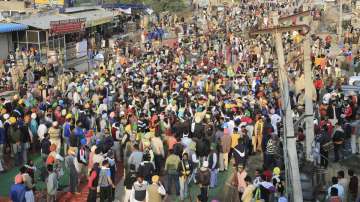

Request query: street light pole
[
  {"left": 303, "top": 16, "right": 315, "bottom": 161},
  {"left": 339, "top": 0, "right": 343, "bottom": 36},
  {"left": 272, "top": 12, "right": 304, "bottom": 202}
]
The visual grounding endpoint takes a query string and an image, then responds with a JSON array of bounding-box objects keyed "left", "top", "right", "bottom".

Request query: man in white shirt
[
  {"left": 226, "top": 117, "right": 235, "bottom": 135},
  {"left": 337, "top": 170, "right": 348, "bottom": 202},
  {"left": 131, "top": 176, "right": 149, "bottom": 202},
  {"left": 37, "top": 122, "right": 48, "bottom": 141},
  {"left": 269, "top": 108, "right": 281, "bottom": 135},
  {"left": 150, "top": 134, "right": 165, "bottom": 174},
  {"left": 327, "top": 176, "right": 345, "bottom": 201}
]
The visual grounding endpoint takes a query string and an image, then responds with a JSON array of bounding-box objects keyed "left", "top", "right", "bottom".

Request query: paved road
[{"left": 112, "top": 153, "right": 263, "bottom": 202}]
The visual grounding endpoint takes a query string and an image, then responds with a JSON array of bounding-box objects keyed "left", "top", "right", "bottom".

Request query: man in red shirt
[
  {"left": 314, "top": 75, "right": 324, "bottom": 102},
  {"left": 87, "top": 163, "right": 100, "bottom": 202}
]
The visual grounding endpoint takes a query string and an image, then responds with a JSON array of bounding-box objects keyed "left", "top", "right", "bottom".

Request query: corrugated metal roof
[
  {"left": 0, "top": 23, "right": 28, "bottom": 33},
  {"left": 15, "top": 9, "right": 114, "bottom": 30},
  {"left": 63, "top": 6, "right": 101, "bottom": 13},
  {"left": 15, "top": 13, "right": 76, "bottom": 30},
  {"left": 67, "top": 9, "right": 114, "bottom": 27}
]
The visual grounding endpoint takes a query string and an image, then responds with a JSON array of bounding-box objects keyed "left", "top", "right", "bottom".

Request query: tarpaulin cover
[
  {"left": 0, "top": 23, "right": 28, "bottom": 33},
  {"left": 102, "top": 3, "right": 148, "bottom": 10}
]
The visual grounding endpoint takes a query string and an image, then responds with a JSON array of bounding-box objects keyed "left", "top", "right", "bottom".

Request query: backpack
[
  {"left": 133, "top": 183, "right": 147, "bottom": 201},
  {"left": 197, "top": 170, "right": 210, "bottom": 186},
  {"left": 124, "top": 173, "right": 137, "bottom": 190},
  {"left": 69, "top": 134, "right": 80, "bottom": 147},
  {"left": 138, "top": 162, "right": 154, "bottom": 178},
  {"left": 167, "top": 161, "right": 178, "bottom": 175},
  {"left": 41, "top": 139, "right": 51, "bottom": 154},
  {"left": 103, "top": 136, "right": 114, "bottom": 153},
  {"left": 98, "top": 168, "right": 110, "bottom": 187}
]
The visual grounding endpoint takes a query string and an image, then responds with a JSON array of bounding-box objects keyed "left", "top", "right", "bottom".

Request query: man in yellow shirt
[
  {"left": 231, "top": 127, "right": 240, "bottom": 148},
  {"left": 253, "top": 116, "right": 264, "bottom": 152},
  {"left": 229, "top": 127, "right": 240, "bottom": 164}
]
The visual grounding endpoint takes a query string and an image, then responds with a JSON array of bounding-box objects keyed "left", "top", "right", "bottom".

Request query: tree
[{"left": 114, "top": 0, "right": 186, "bottom": 13}]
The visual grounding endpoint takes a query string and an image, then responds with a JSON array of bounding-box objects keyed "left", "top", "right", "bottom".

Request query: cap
[
  {"left": 80, "top": 138, "right": 87, "bottom": 146},
  {"left": 273, "top": 167, "right": 281, "bottom": 176},
  {"left": 3, "top": 113, "right": 10, "bottom": 120},
  {"left": 9, "top": 117, "right": 16, "bottom": 124},
  {"left": 152, "top": 175, "right": 160, "bottom": 183}
]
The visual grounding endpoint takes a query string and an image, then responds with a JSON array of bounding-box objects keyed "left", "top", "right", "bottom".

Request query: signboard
[
  {"left": 35, "top": 0, "right": 64, "bottom": 5},
  {"left": 342, "top": 85, "right": 360, "bottom": 96},
  {"left": 342, "top": 85, "right": 360, "bottom": 91},
  {"left": 75, "top": 40, "right": 87, "bottom": 58},
  {"left": 50, "top": 18, "right": 86, "bottom": 35}
]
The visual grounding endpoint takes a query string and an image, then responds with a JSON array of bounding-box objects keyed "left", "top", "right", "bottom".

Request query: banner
[
  {"left": 145, "top": 8, "right": 153, "bottom": 15},
  {"left": 35, "top": 0, "right": 64, "bottom": 5},
  {"left": 76, "top": 40, "right": 87, "bottom": 58},
  {"left": 90, "top": 17, "right": 112, "bottom": 27},
  {"left": 198, "top": 0, "right": 209, "bottom": 8},
  {"left": 50, "top": 18, "right": 86, "bottom": 35},
  {"left": 118, "top": 8, "right": 131, "bottom": 15}
]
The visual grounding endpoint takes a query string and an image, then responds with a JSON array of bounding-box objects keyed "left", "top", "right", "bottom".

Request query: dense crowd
[{"left": 1, "top": 1, "right": 360, "bottom": 202}]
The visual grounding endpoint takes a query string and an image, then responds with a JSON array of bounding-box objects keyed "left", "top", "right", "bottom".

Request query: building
[
  {"left": 0, "top": 23, "right": 28, "bottom": 61},
  {"left": 14, "top": 7, "right": 115, "bottom": 64}
]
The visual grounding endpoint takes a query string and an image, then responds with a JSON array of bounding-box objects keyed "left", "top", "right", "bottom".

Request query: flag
[{"left": 145, "top": 8, "right": 153, "bottom": 15}]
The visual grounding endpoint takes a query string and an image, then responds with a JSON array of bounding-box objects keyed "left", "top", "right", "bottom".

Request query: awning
[{"left": 0, "top": 23, "right": 28, "bottom": 33}]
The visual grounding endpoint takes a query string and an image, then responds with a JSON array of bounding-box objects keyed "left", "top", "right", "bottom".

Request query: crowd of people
[{"left": 1, "top": 0, "right": 360, "bottom": 202}]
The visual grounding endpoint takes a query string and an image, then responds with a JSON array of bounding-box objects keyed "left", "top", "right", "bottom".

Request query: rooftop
[
  {"left": 15, "top": 13, "right": 76, "bottom": 29},
  {"left": 63, "top": 6, "right": 101, "bottom": 13},
  {"left": 14, "top": 8, "right": 115, "bottom": 30},
  {"left": 0, "top": 1, "right": 34, "bottom": 12}
]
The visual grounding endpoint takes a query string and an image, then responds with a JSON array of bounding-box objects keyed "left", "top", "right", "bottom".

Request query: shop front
[
  {"left": 66, "top": 8, "right": 114, "bottom": 50},
  {"left": 0, "top": 23, "right": 28, "bottom": 61},
  {"left": 14, "top": 13, "right": 76, "bottom": 63},
  {"left": 49, "top": 18, "right": 86, "bottom": 64},
  {"left": 13, "top": 8, "right": 115, "bottom": 68}
]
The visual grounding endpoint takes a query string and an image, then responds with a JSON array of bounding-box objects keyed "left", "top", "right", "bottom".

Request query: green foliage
[
  {"left": 108, "top": 0, "right": 187, "bottom": 13},
  {"left": 75, "top": 0, "right": 187, "bottom": 13}
]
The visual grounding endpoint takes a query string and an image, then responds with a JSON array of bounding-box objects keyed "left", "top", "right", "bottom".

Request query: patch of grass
[
  {"left": 168, "top": 167, "right": 234, "bottom": 202},
  {"left": 0, "top": 154, "right": 70, "bottom": 197}
]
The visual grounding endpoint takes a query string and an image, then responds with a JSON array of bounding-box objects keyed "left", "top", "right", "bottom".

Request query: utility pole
[
  {"left": 272, "top": 12, "right": 304, "bottom": 202},
  {"left": 303, "top": 16, "right": 315, "bottom": 161},
  {"left": 339, "top": 0, "right": 343, "bottom": 36}
]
